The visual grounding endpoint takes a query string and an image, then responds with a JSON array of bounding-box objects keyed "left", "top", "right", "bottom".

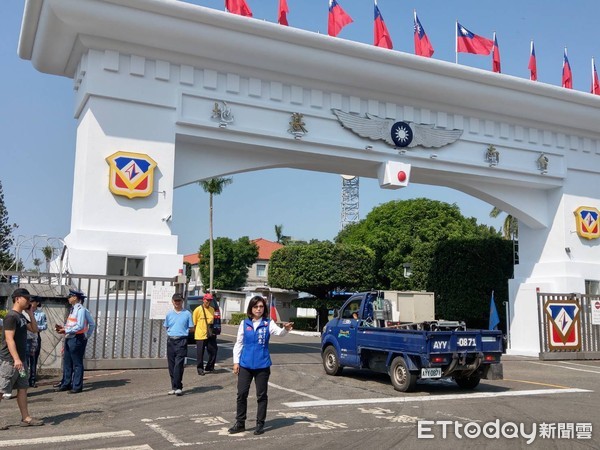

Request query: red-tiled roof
[
  {"left": 183, "top": 253, "right": 199, "bottom": 265},
  {"left": 183, "top": 238, "right": 281, "bottom": 265},
  {"left": 252, "top": 238, "right": 283, "bottom": 260}
]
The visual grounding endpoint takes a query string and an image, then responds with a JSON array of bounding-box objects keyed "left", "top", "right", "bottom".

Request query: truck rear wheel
[
  {"left": 322, "top": 346, "right": 343, "bottom": 376},
  {"left": 390, "top": 356, "right": 417, "bottom": 392},
  {"left": 454, "top": 375, "right": 481, "bottom": 389}
]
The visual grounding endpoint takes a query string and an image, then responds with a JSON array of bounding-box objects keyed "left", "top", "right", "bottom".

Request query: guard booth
[{"left": 537, "top": 292, "right": 600, "bottom": 360}]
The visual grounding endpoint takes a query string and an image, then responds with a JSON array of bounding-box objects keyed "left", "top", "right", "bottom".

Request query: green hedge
[
  {"left": 229, "top": 313, "right": 247, "bottom": 325},
  {"left": 289, "top": 317, "right": 317, "bottom": 331}
]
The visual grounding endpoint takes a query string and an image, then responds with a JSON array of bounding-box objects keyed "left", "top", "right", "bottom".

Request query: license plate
[{"left": 421, "top": 367, "right": 442, "bottom": 378}]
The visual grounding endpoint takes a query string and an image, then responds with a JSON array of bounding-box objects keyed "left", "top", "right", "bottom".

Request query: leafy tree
[
  {"left": 199, "top": 177, "right": 233, "bottom": 291},
  {"left": 33, "top": 258, "right": 42, "bottom": 273},
  {"left": 268, "top": 241, "right": 375, "bottom": 329},
  {"left": 198, "top": 236, "right": 258, "bottom": 290},
  {"left": 0, "top": 181, "right": 17, "bottom": 271},
  {"left": 336, "top": 198, "right": 499, "bottom": 290},
  {"left": 427, "top": 238, "right": 513, "bottom": 329}
]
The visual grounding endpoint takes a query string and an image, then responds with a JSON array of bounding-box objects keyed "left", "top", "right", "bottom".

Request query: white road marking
[
  {"left": 0, "top": 430, "right": 135, "bottom": 448},
  {"left": 282, "top": 388, "right": 591, "bottom": 408},
  {"left": 558, "top": 361, "right": 600, "bottom": 369},
  {"left": 528, "top": 361, "right": 600, "bottom": 374},
  {"left": 90, "top": 446, "right": 153, "bottom": 450},
  {"left": 268, "top": 381, "right": 325, "bottom": 401},
  {"left": 143, "top": 422, "right": 186, "bottom": 446}
]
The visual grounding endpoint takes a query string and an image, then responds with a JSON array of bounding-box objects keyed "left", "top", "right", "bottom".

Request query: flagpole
[
  {"left": 455, "top": 20, "right": 458, "bottom": 64},
  {"left": 592, "top": 56, "right": 596, "bottom": 94}
]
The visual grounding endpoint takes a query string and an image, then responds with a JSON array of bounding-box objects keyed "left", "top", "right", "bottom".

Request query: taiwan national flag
[
  {"left": 225, "top": 0, "right": 252, "bottom": 17},
  {"left": 492, "top": 32, "right": 501, "bottom": 73},
  {"left": 278, "top": 0, "right": 289, "bottom": 26},
  {"left": 270, "top": 296, "right": 280, "bottom": 322},
  {"left": 413, "top": 10, "right": 434, "bottom": 57},
  {"left": 374, "top": 1, "right": 392, "bottom": 49},
  {"left": 457, "top": 22, "right": 493, "bottom": 55},
  {"left": 528, "top": 41, "right": 537, "bottom": 81},
  {"left": 489, "top": 291, "right": 500, "bottom": 331},
  {"left": 592, "top": 58, "right": 600, "bottom": 95},
  {"left": 562, "top": 48, "right": 573, "bottom": 89},
  {"left": 328, "top": 0, "right": 353, "bottom": 37}
]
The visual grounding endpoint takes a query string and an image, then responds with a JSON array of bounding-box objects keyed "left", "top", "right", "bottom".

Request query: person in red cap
[{"left": 192, "top": 293, "right": 218, "bottom": 375}]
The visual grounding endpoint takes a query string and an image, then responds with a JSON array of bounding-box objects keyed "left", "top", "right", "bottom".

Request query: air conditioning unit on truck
[{"left": 321, "top": 291, "right": 503, "bottom": 392}]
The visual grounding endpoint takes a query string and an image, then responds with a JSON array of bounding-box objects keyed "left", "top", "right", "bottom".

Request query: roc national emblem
[
  {"left": 544, "top": 299, "right": 581, "bottom": 351},
  {"left": 106, "top": 151, "right": 157, "bottom": 199},
  {"left": 574, "top": 206, "right": 600, "bottom": 240}
]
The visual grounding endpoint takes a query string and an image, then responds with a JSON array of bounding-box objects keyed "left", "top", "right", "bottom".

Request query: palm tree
[
  {"left": 33, "top": 258, "right": 42, "bottom": 273},
  {"left": 489, "top": 207, "right": 518, "bottom": 240},
  {"left": 199, "top": 177, "right": 233, "bottom": 291},
  {"left": 41, "top": 245, "right": 53, "bottom": 273},
  {"left": 275, "top": 224, "right": 284, "bottom": 244}
]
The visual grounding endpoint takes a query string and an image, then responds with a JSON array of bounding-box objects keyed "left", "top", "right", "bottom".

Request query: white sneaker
[
  {"left": 167, "top": 390, "right": 176, "bottom": 395},
  {"left": 175, "top": 389, "right": 183, "bottom": 396},
  {"left": 2, "top": 393, "right": 12, "bottom": 400}
]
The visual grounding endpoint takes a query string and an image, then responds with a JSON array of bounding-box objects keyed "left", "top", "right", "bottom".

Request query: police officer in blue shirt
[
  {"left": 164, "top": 293, "right": 194, "bottom": 396},
  {"left": 54, "top": 289, "right": 96, "bottom": 394}
]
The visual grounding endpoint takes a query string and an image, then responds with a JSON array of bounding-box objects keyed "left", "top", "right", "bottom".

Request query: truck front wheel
[
  {"left": 454, "top": 375, "right": 481, "bottom": 389},
  {"left": 322, "top": 346, "right": 343, "bottom": 376},
  {"left": 390, "top": 356, "right": 417, "bottom": 392}
]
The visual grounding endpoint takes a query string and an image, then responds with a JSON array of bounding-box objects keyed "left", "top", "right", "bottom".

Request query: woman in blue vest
[{"left": 229, "top": 295, "right": 293, "bottom": 436}]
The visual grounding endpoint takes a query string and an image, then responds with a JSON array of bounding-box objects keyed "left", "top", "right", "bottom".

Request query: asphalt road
[{"left": 0, "top": 324, "right": 598, "bottom": 449}]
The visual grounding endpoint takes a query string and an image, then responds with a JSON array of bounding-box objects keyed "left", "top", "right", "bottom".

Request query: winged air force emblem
[
  {"left": 332, "top": 109, "right": 463, "bottom": 149},
  {"left": 106, "top": 151, "right": 157, "bottom": 199}
]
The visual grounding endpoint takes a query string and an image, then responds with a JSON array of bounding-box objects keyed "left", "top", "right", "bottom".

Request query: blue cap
[{"left": 68, "top": 289, "right": 86, "bottom": 301}]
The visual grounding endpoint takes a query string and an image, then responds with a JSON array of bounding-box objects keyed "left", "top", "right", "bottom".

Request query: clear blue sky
[{"left": 2, "top": 0, "right": 598, "bottom": 260}]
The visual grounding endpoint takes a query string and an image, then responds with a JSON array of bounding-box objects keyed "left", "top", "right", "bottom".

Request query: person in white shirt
[{"left": 229, "top": 295, "right": 293, "bottom": 436}]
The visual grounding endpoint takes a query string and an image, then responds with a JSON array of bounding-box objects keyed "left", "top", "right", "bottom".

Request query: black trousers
[
  {"left": 166, "top": 337, "right": 188, "bottom": 390},
  {"left": 28, "top": 334, "right": 42, "bottom": 386},
  {"left": 235, "top": 366, "right": 270, "bottom": 426},
  {"left": 195, "top": 336, "right": 218, "bottom": 370}
]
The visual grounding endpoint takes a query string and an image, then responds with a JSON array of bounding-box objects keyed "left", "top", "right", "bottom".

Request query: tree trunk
[{"left": 209, "top": 193, "right": 214, "bottom": 292}]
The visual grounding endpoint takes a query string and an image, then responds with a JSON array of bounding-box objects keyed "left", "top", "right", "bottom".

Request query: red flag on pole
[
  {"left": 413, "top": 10, "right": 434, "bottom": 57},
  {"left": 278, "top": 0, "right": 289, "bottom": 26},
  {"left": 528, "top": 40, "right": 537, "bottom": 81},
  {"left": 457, "top": 22, "right": 493, "bottom": 55},
  {"left": 492, "top": 32, "right": 501, "bottom": 73},
  {"left": 592, "top": 58, "right": 600, "bottom": 95},
  {"left": 562, "top": 48, "right": 573, "bottom": 89},
  {"left": 225, "top": 0, "right": 252, "bottom": 17},
  {"left": 373, "top": 1, "right": 392, "bottom": 49},
  {"left": 328, "top": 0, "right": 353, "bottom": 37}
]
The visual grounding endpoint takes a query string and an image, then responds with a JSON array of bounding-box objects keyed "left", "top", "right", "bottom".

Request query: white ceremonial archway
[{"left": 19, "top": 0, "right": 600, "bottom": 355}]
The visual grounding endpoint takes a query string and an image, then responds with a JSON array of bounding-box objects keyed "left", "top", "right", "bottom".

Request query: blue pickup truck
[{"left": 321, "top": 291, "right": 503, "bottom": 392}]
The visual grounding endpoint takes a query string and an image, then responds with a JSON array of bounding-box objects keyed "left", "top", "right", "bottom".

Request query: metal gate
[
  {"left": 537, "top": 292, "right": 600, "bottom": 360},
  {"left": 66, "top": 274, "right": 178, "bottom": 369}
]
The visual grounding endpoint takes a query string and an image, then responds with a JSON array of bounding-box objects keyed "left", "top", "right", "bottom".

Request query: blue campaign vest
[{"left": 239, "top": 318, "right": 271, "bottom": 369}]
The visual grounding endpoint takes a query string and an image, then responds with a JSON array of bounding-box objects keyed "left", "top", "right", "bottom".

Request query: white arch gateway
[{"left": 19, "top": 0, "right": 600, "bottom": 355}]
